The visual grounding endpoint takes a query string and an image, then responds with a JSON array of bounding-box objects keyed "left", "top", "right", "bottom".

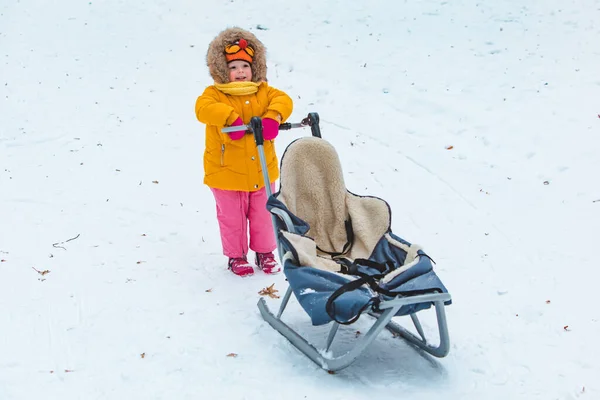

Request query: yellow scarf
[{"left": 214, "top": 81, "right": 260, "bottom": 96}]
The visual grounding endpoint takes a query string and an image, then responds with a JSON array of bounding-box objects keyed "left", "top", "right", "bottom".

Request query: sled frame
[{"left": 258, "top": 261, "right": 451, "bottom": 371}]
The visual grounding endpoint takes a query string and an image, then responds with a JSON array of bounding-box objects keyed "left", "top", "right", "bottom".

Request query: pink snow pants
[{"left": 210, "top": 184, "right": 276, "bottom": 258}]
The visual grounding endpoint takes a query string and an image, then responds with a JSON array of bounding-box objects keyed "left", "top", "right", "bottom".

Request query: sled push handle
[
  {"left": 279, "top": 112, "right": 321, "bottom": 138},
  {"left": 221, "top": 112, "right": 322, "bottom": 139}
]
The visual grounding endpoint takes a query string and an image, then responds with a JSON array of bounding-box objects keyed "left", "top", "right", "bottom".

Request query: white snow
[{"left": 1, "top": 0, "right": 599, "bottom": 399}]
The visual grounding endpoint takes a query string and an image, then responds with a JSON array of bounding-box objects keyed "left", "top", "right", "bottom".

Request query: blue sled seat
[{"left": 271, "top": 197, "right": 451, "bottom": 326}]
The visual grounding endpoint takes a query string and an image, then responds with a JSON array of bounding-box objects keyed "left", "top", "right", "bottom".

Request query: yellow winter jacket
[{"left": 195, "top": 82, "right": 293, "bottom": 191}]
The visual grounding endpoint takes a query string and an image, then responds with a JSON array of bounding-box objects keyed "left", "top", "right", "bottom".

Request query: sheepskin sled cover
[{"left": 267, "top": 137, "right": 450, "bottom": 326}]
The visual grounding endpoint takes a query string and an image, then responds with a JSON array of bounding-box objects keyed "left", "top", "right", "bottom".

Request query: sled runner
[{"left": 224, "top": 114, "right": 452, "bottom": 372}]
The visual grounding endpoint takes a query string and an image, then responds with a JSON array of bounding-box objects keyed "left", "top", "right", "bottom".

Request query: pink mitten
[
  {"left": 262, "top": 118, "right": 279, "bottom": 140},
  {"left": 228, "top": 117, "right": 245, "bottom": 140}
]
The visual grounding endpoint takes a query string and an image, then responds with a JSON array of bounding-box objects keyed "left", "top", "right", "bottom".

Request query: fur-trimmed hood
[{"left": 206, "top": 27, "right": 267, "bottom": 84}]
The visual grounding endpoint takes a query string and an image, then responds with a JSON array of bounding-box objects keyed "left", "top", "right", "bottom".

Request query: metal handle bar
[{"left": 221, "top": 112, "right": 321, "bottom": 138}]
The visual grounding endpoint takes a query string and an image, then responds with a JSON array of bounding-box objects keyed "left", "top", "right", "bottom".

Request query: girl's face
[{"left": 228, "top": 60, "right": 253, "bottom": 82}]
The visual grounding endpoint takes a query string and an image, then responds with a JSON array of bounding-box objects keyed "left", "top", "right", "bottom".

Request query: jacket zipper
[{"left": 220, "top": 144, "right": 225, "bottom": 166}]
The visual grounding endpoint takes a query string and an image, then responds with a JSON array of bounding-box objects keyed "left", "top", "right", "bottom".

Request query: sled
[{"left": 224, "top": 114, "right": 452, "bottom": 372}]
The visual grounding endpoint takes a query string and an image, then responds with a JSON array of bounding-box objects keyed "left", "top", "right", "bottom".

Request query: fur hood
[{"left": 206, "top": 27, "right": 267, "bottom": 84}]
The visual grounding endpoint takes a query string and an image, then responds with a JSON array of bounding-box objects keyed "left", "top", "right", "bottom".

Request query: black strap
[
  {"left": 325, "top": 276, "right": 377, "bottom": 325},
  {"left": 316, "top": 218, "right": 354, "bottom": 257},
  {"left": 325, "top": 258, "right": 442, "bottom": 324},
  {"left": 325, "top": 259, "right": 395, "bottom": 325},
  {"left": 419, "top": 252, "right": 436, "bottom": 265}
]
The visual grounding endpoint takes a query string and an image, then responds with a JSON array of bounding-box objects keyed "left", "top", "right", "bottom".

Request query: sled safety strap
[
  {"left": 316, "top": 218, "right": 354, "bottom": 257},
  {"left": 325, "top": 258, "right": 396, "bottom": 325},
  {"left": 325, "top": 258, "right": 441, "bottom": 325},
  {"left": 325, "top": 275, "right": 379, "bottom": 325}
]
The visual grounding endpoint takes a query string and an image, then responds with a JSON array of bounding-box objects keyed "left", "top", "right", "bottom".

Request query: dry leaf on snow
[
  {"left": 32, "top": 267, "right": 50, "bottom": 276},
  {"left": 258, "top": 283, "right": 280, "bottom": 299}
]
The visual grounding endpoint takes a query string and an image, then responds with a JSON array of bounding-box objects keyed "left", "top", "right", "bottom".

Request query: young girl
[{"left": 195, "top": 27, "right": 293, "bottom": 277}]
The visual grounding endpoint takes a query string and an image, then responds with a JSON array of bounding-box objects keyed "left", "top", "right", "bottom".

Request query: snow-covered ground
[{"left": 1, "top": 0, "right": 599, "bottom": 399}]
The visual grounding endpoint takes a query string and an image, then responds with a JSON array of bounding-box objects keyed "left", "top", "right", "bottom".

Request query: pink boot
[
  {"left": 255, "top": 252, "right": 281, "bottom": 274},
  {"left": 228, "top": 257, "right": 254, "bottom": 277}
]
